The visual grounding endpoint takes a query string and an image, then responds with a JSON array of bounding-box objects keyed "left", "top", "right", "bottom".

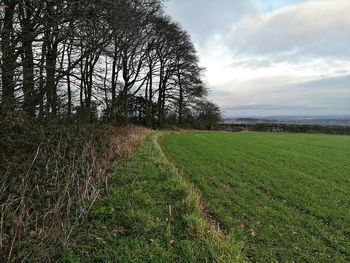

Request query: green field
[
  {"left": 65, "top": 133, "right": 244, "bottom": 262},
  {"left": 161, "top": 132, "right": 350, "bottom": 262}
]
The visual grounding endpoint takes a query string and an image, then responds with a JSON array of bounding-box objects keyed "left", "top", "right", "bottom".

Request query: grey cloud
[
  {"left": 288, "top": 74, "right": 350, "bottom": 90},
  {"left": 229, "top": 57, "right": 274, "bottom": 69},
  {"left": 210, "top": 74, "right": 350, "bottom": 117},
  {"left": 166, "top": 0, "right": 350, "bottom": 117},
  {"left": 166, "top": 0, "right": 257, "bottom": 43},
  {"left": 228, "top": 0, "right": 350, "bottom": 57},
  {"left": 221, "top": 102, "right": 349, "bottom": 118},
  {"left": 223, "top": 104, "right": 303, "bottom": 111}
]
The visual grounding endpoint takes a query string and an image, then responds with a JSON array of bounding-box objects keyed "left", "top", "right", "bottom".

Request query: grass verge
[{"left": 63, "top": 132, "right": 245, "bottom": 262}]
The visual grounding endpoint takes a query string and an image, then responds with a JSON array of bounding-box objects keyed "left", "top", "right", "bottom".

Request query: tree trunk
[
  {"left": 86, "top": 61, "right": 93, "bottom": 122},
  {"left": 67, "top": 41, "right": 73, "bottom": 117},
  {"left": 46, "top": 42, "right": 58, "bottom": 116},
  {"left": 20, "top": 1, "right": 36, "bottom": 117},
  {"left": 122, "top": 84, "right": 129, "bottom": 124},
  {"left": 38, "top": 36, "right": 47, "bottom": 118},
  {"left": 111, "top": 45, "right": 118, "bottom": 121},
  {"left": 103, "top": 54, "right": 109, "bottom": 117},
  {"left": 79, "top": 48, "right": 85, "bottom": 108},
  {"left": 122, "top": 54, "right": 129, "bottom": 125},
  {"left": 157, "top": 68, "right": 168, "bottom": 129},
  {"left": 157, "top": 64, "right": 164, "bottom": 128},
  {"left": 146, "top": 63, "right": 153, "bottom": 128},
  {"left": 45, "top": 3, "right": 59, "bottom": 116},
  {"left": 1, "top": 1, "right": 17, "bottom": 111},
  {"left": 177, "top": 70, "right": 183, "bottom": 126},
  {"left": 161, "top": 85, "right": 166, "bottom": 126}
]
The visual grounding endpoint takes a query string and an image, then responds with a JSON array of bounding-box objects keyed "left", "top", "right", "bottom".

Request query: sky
[{"left": 165, "top": 0, "right": 350, "bottom": 117}]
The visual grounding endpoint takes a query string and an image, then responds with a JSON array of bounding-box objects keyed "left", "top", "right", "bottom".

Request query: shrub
[{"left": 0, "top": 111, "right": 146, "bottom": 262}]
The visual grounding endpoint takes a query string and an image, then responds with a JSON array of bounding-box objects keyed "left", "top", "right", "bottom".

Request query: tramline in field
[{"left": 161, "top": 132, "right": 350, "bottom": 262}]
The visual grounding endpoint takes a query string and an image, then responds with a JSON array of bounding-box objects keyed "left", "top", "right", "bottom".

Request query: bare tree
[{"left": 0, "top": 0, "right": 220, "bottom": 129}]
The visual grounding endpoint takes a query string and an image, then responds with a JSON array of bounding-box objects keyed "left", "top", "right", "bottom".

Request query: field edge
[
  {"left": 62, "top": 131, "right": 246, "bottom": 263},
  {"left": 156, "top": 133, "right": 229, "bottom": 234}
]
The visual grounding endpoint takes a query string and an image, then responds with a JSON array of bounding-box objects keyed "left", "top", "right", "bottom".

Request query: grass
[
  {"left": 161, "top": 131, "right": 350, "bottom": 262},
  {"left": 64, "top": 132, "right": 245, "bottom": 262},
  {"left": 0, "top": 111, "right": 147, "bottom": 262}
]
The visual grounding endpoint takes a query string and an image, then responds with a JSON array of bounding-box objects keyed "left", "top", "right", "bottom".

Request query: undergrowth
[{"left": 0, "top": 111, "right": 146, "bottom": 262}]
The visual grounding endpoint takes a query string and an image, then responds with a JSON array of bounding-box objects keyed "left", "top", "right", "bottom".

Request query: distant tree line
[
  {"left": 0, "top": 0, "right": 222, "bottom": 129},
  {"left": 219, "top": 122, "right": 350, "bottom": 135}
]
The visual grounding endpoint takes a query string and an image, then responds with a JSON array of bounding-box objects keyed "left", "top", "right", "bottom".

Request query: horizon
[
  {"left": 166, "top": 0, "right": 350, "bottom": 118},
  {"left": 224, "top": 114, "right": 350, "bottom": 119}
]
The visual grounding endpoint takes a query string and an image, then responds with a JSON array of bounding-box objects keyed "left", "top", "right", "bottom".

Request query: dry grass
[{"left": 0, "top": 111, "right": 147, "bottom": 262}]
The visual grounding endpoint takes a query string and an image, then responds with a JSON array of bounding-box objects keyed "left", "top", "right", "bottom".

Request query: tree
[
  {"left": 1, "top": 1, "right": 18, "bottom": 111},
  {"left": 194, "top": 100, "right": 223, "bottom": 130},
  {"left": 0, "top": 0, "right": 221, "bottom": 130}
]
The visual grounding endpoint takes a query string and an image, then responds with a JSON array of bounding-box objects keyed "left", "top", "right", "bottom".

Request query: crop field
[
  {"left": 65, "top": 133, "right": 244, "bottom": 262},
  {"left": 161, "top": 132, "right": 350, "bottom": 262}
]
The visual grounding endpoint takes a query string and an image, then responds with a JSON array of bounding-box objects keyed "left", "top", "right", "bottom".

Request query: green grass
[
  {"left": 63, "top": 132, "right": 245, "bottom": 262},
  {"left": 161, "top": 132, "right": 350, "bottom": 262}
]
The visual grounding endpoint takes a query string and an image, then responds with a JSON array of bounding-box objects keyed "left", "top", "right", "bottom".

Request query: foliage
[
  {"left": 161, "top": 132, "right": 350, "bottom": 262},
  {"left": 0, "top": 112, "right": 146, "bottom": 262}
]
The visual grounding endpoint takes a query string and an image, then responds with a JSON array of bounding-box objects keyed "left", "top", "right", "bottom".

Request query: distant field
[{"left": 161, "top": 132, "right": 350, "bottom": 262}]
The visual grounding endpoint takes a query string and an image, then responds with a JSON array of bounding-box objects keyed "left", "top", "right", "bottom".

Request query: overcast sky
[{"left": 166, "top": 0, "right": 350, "bottom": 117}]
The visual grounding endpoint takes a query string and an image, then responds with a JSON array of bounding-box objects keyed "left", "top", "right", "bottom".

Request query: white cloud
[
  {"left": 166, "top": 0, "right": 350, "bottom": 117},
  {"left": 229, "top": 0, "right": 350, "bottom": 57},
  {"left": 166, "top": 0, "right": 257, "bottom": 43}
]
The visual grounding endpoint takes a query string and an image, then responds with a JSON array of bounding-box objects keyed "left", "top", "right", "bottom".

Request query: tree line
[{"left": 0, "top": 0, "right": 222, "bottom": 129}]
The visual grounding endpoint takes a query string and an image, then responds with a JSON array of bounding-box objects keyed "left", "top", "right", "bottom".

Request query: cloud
[
  {"left": 289, "top": 74, "right": 350, "bottom": 90},
  {"left": 228, "top": 0, "right": 350, "bottom": 57},
  {"left": 166, "top": 0, "right": 257, "bottom": 43},
  {"left": 166, "top": 0, "right": 350, "bottom": 117},
  {"left": 211, "top": 74, "right": 350, "bottom": 117}
]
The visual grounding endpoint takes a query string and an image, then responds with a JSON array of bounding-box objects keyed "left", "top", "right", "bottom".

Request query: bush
[{"left": 0, "top": 111, "right": 146, "bottom": 262}]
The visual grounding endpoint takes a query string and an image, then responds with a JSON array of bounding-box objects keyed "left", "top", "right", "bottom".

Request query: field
[
  {"left": 64, "top": 133, "right": 244, "bottom": 262},
  {"left": 161, "top": 132, "right": 350, "bottom": 262}
]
